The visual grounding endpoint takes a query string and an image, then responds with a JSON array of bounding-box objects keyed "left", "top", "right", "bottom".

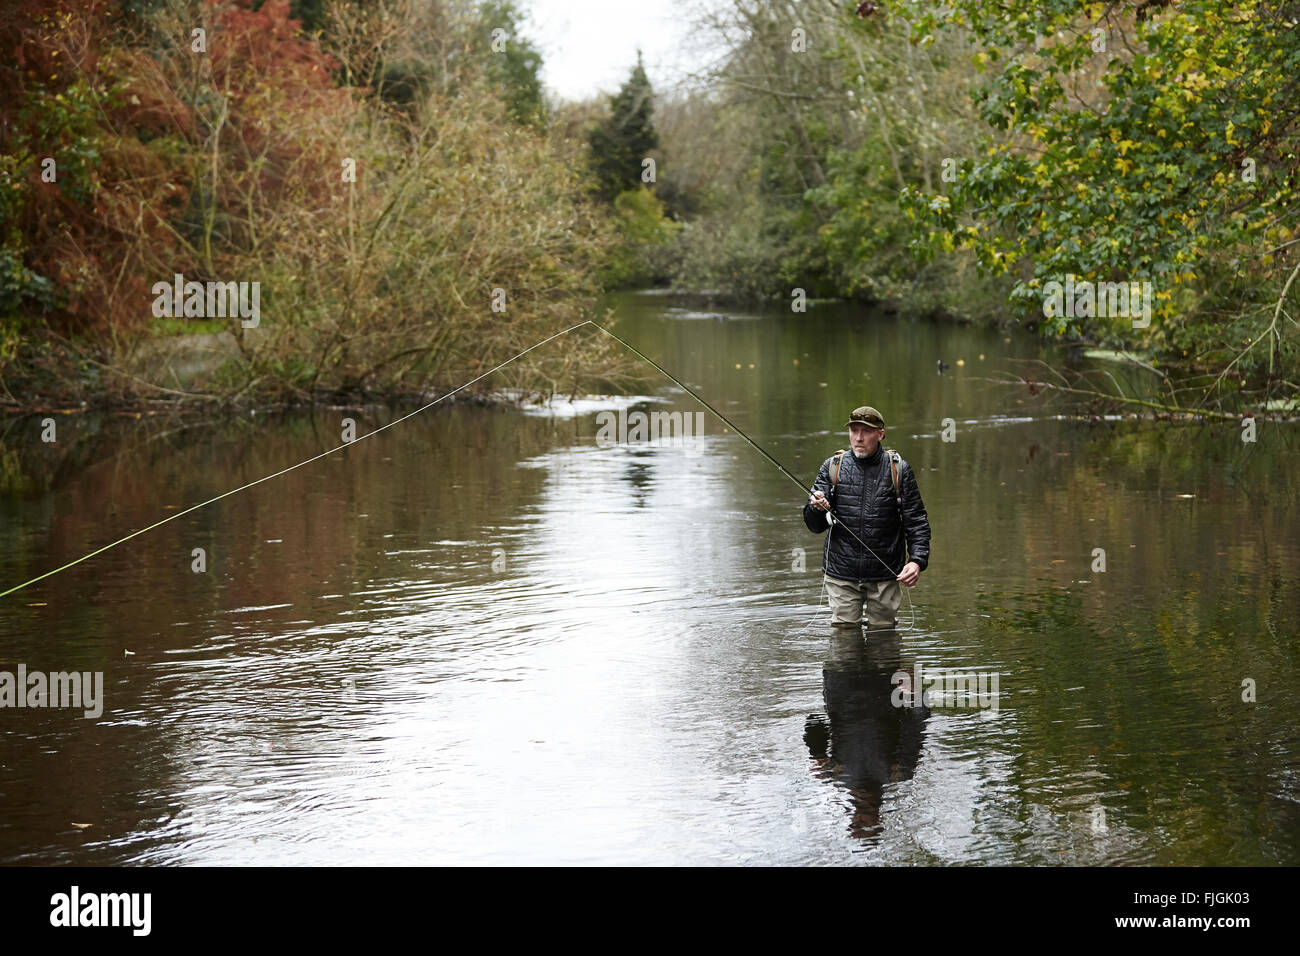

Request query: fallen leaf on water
[{"left": 71, "top": 823, "right": 92, "bottom": 830}]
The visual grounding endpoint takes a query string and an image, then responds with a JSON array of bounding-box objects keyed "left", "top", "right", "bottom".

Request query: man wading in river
[{"left": 803, "top": 406, "right": 931, "bottom": 629}]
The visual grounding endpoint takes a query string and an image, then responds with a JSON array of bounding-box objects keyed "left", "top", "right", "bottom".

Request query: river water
[{"left": 1, "top": 292, "right": 1297, "bottom": 864}]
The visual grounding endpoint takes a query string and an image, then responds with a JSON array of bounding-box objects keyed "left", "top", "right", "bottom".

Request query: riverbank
[
  {"left": 0, "top": 310, "right": 650, "bottom": 417},
  {"left": 5, "top": 297, "right": 1299, "bottom": 423}
]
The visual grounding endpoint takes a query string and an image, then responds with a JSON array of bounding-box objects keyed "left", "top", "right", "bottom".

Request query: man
[{"left": 802, "top": 406, "right": 930, "bottom": 629}]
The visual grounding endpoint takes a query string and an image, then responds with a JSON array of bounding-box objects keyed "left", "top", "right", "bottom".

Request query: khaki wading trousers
[{"left": 824, "top": 574, "right": 903, "bottom": 629}]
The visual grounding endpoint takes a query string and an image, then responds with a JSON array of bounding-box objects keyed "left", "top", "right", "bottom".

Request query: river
[{"left": 1, "top": 291, "right": 1297, "bottom": 864}]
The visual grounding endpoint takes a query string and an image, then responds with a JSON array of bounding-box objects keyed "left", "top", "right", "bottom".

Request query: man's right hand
[{"left": 809, "top": 490, "right": 830, "bottom": 512}]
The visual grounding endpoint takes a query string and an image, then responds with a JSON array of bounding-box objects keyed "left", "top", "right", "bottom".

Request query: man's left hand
[{"left": 896, "top": 561, "right": 921, "bottom": 587}]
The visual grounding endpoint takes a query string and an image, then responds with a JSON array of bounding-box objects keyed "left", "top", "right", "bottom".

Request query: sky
[{"left": 520, "top": 0, "right": 725, "bottom": 103}]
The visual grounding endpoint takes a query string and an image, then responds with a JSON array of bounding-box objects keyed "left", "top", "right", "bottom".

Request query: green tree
[
  {"left": 588, "top": 51, "right": 660, "bottom": 203},
  {"left": 478, "top": 0, "right": 547, "bottom": 128},
  {"left": 900, "top": 0, "right": 1300, "bottom": 397}
]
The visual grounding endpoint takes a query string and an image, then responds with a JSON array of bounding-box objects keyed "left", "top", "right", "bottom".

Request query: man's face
[{"left": 849, "top": 422, "right": 883, "bottom": 456}]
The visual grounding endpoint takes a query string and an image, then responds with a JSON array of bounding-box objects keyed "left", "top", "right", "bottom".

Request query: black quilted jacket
[{"left": 801, "top": 443, "right": 930, "bottom": 582}]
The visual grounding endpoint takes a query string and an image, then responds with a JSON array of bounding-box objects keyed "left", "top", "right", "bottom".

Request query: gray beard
[{"left": 852, "top": 448, "right": 869, "bottom": 459}]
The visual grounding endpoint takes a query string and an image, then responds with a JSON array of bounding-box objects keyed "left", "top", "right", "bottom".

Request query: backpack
[{"left": 830, "top": 448, "right": 902, "bottom": 505}]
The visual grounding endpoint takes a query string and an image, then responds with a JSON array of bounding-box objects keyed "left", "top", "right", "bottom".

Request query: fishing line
[
  {"left": 587, "top": 323, "right": 811, "bottom": 492},
  {"left": 0, "top": 320, "right": 589, "bottom": 598},
  {"left": 589, "top": 322, "right": 919, "bottom": 630},
  {"left": 3, "top": 318, "right": 921, "bottom": 628}
]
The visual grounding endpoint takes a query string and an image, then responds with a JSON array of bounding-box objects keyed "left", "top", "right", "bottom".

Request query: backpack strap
[{"left": 830, "top": 450, "right": 846, "bottom": 488}]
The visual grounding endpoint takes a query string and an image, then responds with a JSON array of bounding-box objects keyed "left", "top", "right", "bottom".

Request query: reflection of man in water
[{"left": 804, "top": 628, "right": 929, "bottom": 841}]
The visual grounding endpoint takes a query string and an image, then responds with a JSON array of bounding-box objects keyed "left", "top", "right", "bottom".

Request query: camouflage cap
[{"left": 845, "top": 405, "right": 886, "bottom": 429}]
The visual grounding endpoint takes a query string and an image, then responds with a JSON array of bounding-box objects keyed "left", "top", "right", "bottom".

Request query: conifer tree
[{"left": 588, "top": 51, "right": 659, "bottom": 203}]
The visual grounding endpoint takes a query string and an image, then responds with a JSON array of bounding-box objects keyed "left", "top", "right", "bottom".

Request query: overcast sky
[{"left": 521, "top": 0, "right": 724, "bottom": 103}]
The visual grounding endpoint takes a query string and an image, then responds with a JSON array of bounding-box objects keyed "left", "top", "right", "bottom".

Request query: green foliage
[
  {"left": 658, "top": 1, "right": 992, "bottom": 309},
  {"left": 149, "top": 316, "right": 228, "bottom": 336},
  {"left": 802, "top": 5, "right": 992, "bottom": 310},
  {"left": 668, "top": 199, "right": 788, "bottom": 302},
  {"left": 15, "top": 78, "right": 104, "bottom": 205},
  {"left": 288, "top": 0, "right": 328, "bottom": 33},
  {"left": 598, "top": 187, "right": 681, "bottom": 288},
  {"left": 376, "top": 59, "right": 432, "bottom": 109},
  {"left": 0, "top": 76, "right": 106, "bottom": 317},
  {"left": 900, "top": 0, "right": 1300, "bottom": 375},
  {"left": 0, "top": 314, "right": 23, "bottom": 375},
  {"left": 0, "top": 248, "right": 58, "bottom": 316},
  {"left": 478, "top": 0, "right": 547, "bottom": 128}
]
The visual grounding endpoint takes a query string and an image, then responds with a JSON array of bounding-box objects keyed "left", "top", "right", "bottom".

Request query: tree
[
  {"left": 900, "top": 0, "right": 1300, "bottom": 397},
  {"left": 479, "top": 0, "right": 547, "bottom": 128},
  {"left": 587, "top": 51, "right": 660, "bottom": 203}
]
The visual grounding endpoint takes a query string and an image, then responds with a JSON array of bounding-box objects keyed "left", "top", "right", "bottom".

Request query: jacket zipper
[{"left": 858, "top": 451, "right": 888, "bottom": 583}]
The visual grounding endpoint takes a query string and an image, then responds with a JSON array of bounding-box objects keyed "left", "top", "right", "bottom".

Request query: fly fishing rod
[
  {"left": 589, "top": 322, "right": 920, "bottom": 631},
  {"left": 589, "top": 322, "right": 917, "bottom": 582},
  {"left": 2, "top": 319, "right": 918, "bottom": 617}
]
